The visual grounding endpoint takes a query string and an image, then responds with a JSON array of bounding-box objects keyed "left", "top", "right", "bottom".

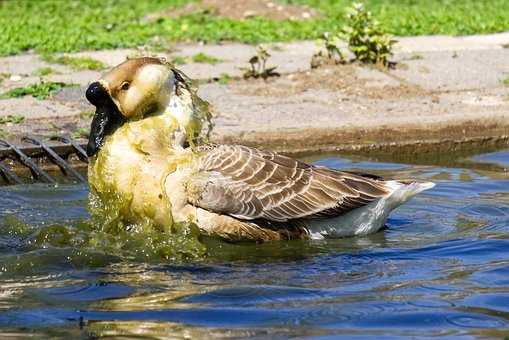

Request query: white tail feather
[
  {"left": 385, "top": 180, "right": 435, "bottom": 210},
  {"left": 308, "top": 180, "right": 435, "bottom": 239}
]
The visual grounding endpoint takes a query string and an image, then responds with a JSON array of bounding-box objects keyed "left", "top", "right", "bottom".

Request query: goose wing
[{"left": 187, "top": 144, "right": 390, "bottom": 222}]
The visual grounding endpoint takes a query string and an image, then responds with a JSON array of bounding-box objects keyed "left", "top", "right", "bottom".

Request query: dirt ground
[{"left": 0, "top": 33, "right": 509, "bottom": 157}]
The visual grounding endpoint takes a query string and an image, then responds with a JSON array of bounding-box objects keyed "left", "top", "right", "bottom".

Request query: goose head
[{"left": 85, "top": 57, "right": 211, "bottom": 157}]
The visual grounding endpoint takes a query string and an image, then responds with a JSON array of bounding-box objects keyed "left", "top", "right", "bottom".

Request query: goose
[{"left": 85, "top": 57, "right": 434, "bottom": 242}]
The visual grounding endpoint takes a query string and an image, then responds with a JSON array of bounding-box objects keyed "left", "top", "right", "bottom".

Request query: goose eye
[{"left": 120, "top": 82, "right": 130, "bottom": 90}]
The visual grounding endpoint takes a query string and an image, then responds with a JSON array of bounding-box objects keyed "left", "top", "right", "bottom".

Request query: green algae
[
  {"left": 87, "top": 188, "right": 206, "bottom": 262},
  {"left": 169, "top": 65, "right": 214, "bottom": 144},
  {"left": 0, "top": 208, "right": 206, "bottom": 277},
  {"left": 0, "top": 62, "right": 217, "bottom": 276}
]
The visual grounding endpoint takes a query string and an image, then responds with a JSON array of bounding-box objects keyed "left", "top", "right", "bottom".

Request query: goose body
[{"left": 86, "top": 57, "right": 434, "bottom": 242}]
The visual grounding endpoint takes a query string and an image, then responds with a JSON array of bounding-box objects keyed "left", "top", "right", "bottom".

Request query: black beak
[{"left": 85, "top": 82, "right": 125, "bottom": 157}]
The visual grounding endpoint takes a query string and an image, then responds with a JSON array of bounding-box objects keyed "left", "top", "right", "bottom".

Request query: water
[{"left": 1, "top": 150, "right": 509, "bottom": 338}]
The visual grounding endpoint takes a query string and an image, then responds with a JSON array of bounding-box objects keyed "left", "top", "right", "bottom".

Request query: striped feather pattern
[{"left": 188, "top": 144, "right": 390, "bottom": 222}]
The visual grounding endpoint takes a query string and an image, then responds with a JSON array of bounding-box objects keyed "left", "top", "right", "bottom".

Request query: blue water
[{"left": 1, "top": 150, "right": 509, "bottom": 338}]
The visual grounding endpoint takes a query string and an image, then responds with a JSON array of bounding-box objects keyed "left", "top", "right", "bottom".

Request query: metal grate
[{"left": 0, "top": 136, "right": 88, "bottom": 185}]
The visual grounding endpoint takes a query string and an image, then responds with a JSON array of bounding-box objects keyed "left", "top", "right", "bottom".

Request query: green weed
[
  {"left": 0, "top": 73, "right": 11, "bottom": 81},
  {"left": 170, "top": 56, "right": 187, "bottom": 65},
  {"left": 2, "top": 81, "right": 68, "bottom": 100},
  {"left": 191, "top": 52, "right": 221, "bottom": 64},
  {"left": 42, "top": 54, "right": 106, "bottom": 71},
  {"left": 34, "top": 67, "right": 54, "bottom": 76},
  {"left": 72, "top": 127, "right": 90, "bottom": 139},
  {"left": 311, "top": 32, "right": 345, "bottom": 68},
  {"left": 340, "top": 3, "right": 396, "bottom": 66},
  {"left": 80, "top": 111, "right": 95, "bottom": 119},
  {"left": 241, "top": 45, "right": 280, "bottom": 80},
  {"left": 311, "top": 2, "right": 396, "bottom": 67},
  {"left": 502, "top": 77, "right": 509, "bottom": 86},
  {"left": 48, "top": 122, "right": 61, "bottom": 132},
  {"left": 0, "top": 114, "right": 25, "bottom": 125},
  {"left": 217, "top": 73, "right": 232, "bottom": 84}
]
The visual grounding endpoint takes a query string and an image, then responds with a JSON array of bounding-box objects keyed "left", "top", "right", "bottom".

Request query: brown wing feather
[{"left": 187, "top": 144, "right": 390, "bottom": 222}]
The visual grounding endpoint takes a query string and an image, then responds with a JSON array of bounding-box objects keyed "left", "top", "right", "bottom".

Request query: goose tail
[
  {"left": 385, "top": 180, "right": 435, "bottom": 209},
  {"left": 307, "top": 179, "right": 435, "bottom": 238}
]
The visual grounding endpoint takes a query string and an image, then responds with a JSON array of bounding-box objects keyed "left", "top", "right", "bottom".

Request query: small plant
[
  {"left": 0, "top": 114, "right": 25, "bottom": 125},
  {"left": 171, "top": 56, "right": 187, "bottom": 65},
  {"left": 241, "top": 45, "right": 280, "bottom": 80},
  {"left": 79, "top": 111, "right": 94, "bottom": 119},
  {"left": 217, "top": 73, "right": 232, "bottom": 85},
  {"left": 42, "top": 54, "right": 106, "bottom": 71},
  {"left": 501, "top": 77, "right": 509, "bottom": 86},
  {"left": 191, "top": 52, "right": 221, "bottom": 64},
  {"left": 0, "top": 73, "right": 11, "bottom": 83},
  {"left": 72, "top": 127, "right": 90, "bottom": 139},
  {"left": 340, "top": 3, "right": 396, "bottom": 66},
  {"left": 311, "top": 2, "right": 396, "bottom": 68},
  {"left": 49, "top": 122, "right": 61, "bottom": 132},
  {"left": 34, "top": 67, "right": 54, "bottom": 76},
  {"left": 2, "top": 81, "right": 68, "bottom": 100},
  {"left": 311, "top": 32, "right": 345, "bottom": 68}
]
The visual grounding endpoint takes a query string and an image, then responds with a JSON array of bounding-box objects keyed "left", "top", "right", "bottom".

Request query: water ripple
[{"left": 1, "top": 151, "right": 509, "bottom": 337}]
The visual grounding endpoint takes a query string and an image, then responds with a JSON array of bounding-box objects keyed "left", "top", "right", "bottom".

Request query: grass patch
[
  {"left": 0, "top": 114, "right": 25, "bottom": 125},
  {"left": 72, "top": 127, "right": 90, "bottom": 139},
  {"left": 34, "top": 67, "right": 54, "bottom": 76},
  {"left": 217, "top": 73, "right": 232, "bottom": 85},
  {"left": 2, "top": 81, "right": 69, "bottom": 100},
  {"left": 1, "top": 0, "right": 509, "bottom": 56},
  {"left": 191, "top": 52, "right": 222, "bottom": 64},
  {"left": 80, "top": 111, "right": 95, "bottom": 119},
  {"left": 0, "top": 73, "right": 10, "bottom": 85},
  {"left": 502, "top": 77, "right": 509, "bottom": 86},
  {"left": 42, "top": 54, "right": 106, "bottom": 71},
  {"left": 170, "top": 56, "right": 187, "bottom": 65}
]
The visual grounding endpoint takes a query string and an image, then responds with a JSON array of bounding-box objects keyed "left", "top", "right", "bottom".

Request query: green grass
[
  {"left": 2, "top": 82, "right": 69, "bottom": 100},
  {"left": 0, "top": 73, "right": 11, "bottom": 86},
  {"left": 72, "top": 127, "right": 90, "bottom": 139},
  {"left": 170, "top": 56, "right": 187, "bottom": 65},
  {"left": 217, "top": 73, "right": 232, "bottom": 84},
  {"left": 34, "top": 67, "right": 54, "bottom": 76},
  {"left": 79, "top": 111, "right": 95, "bottom": 119},
  {"left": 191, "top": 52, "right": 222, "bottom": 64},
  {"left": 502, "top": 77, "right": 509, "bottom": 86},
  {"left": 42, "top": 54, "right": 106, "bottom": 71},
  {"left": 0, "top": 114, "right": 25, "bottom": 125},
  {"left": 1, "top": 0, "right": 509, "bottom": 56}
]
